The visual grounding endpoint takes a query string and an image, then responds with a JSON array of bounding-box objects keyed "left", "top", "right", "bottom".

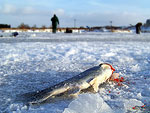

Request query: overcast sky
[{"left": 0, "top": 0, "right": 150, "bottom": 27}]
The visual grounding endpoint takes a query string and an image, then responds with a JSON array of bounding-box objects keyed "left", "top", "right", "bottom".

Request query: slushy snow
[{"left": 0, "top": 32, "right": 150, "bottom": 113}]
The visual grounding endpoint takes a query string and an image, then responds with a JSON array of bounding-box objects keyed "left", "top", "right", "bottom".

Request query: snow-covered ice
[{"left": 0, "top": 32, "right": 150, "bottom": 113}]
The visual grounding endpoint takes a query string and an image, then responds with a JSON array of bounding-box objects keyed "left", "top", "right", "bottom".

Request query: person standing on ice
[
  {"left": 135, "top": 22, "right": 142, "bottom": 34},
  {"left": 51, "top": 14, "right": 59, "bottom": 33}
]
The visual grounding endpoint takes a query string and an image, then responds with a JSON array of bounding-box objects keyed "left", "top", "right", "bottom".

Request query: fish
[{"left": 29, "top": 63, "right": 115, "bottom": 104}]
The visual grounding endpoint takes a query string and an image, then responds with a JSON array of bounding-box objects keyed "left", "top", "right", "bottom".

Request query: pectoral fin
[
  {"left": 92, "top": 83, "right": 99, "bottom": 92},
  {"left": 89, "top": 78, "right": 99, "bottom": 92}
]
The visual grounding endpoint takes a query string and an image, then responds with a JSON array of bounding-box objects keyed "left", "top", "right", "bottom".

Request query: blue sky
[{"left": 0, "top": 0, "right": 150, "bottom": 27}]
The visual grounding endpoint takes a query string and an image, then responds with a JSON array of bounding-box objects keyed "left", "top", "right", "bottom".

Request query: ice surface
[
  {"left": 0, "top": 32, "right": 150, "bottom": 113},
  {"left": 124, "top": 99, "right": 143, "bottom": 111},
  {"left": 64, "top": 94, "right": 144, "bottom": 113}
]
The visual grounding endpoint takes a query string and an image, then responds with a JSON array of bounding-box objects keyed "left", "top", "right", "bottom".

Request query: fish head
[{"left": 99, "top": 63, "right": 115, "bottom": 75}]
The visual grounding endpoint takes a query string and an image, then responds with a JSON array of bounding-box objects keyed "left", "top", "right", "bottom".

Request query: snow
[{"left": 0, "top": 32, "right": 150, "bottom": 113}]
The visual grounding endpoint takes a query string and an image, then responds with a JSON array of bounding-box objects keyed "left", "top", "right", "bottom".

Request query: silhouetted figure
[
  {"left": 135, "top": 22, "right": 142, "bottom": 34},
  {"left": 51, "top": 14, "right": 59, "bottom": 33},
  {"left": 12, "top": 32, "right": 19, "bottom": 37},
  {"left": 65, "top": 28, "right": 72, "bottom": 33}
]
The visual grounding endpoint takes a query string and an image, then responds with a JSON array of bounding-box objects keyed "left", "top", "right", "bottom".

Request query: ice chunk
[
  {"left": 102, "top": 53, "right": 116, "bottom": 57},
  {"left": 63, "top": 93, "right": 113, "bottom": 113},
  {"left": 65, "top": 48, "right": 78, "bottom": 57},
  {"left": 131, "top": 64, "right": 141, "bottom": 72}
]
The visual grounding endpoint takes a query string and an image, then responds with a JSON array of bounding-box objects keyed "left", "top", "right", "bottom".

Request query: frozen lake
[{"left": 0, "top": 32, "right": 150, "bottom": 113}]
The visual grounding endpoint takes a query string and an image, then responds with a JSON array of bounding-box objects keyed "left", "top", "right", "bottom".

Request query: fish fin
[
  {"left": 89, "top": 77, "right": 97, "bottom": 86},
  {"left": 92, "top": 84, "right": 99, "bottom": 92},
  {"left": 91, "top": 78, "right": 99, "bottom": 92}
]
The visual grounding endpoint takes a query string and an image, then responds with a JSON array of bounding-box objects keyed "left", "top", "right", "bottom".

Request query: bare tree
[
  {"left": 17, "top": 23, "right": 30, "bottom": 29},
  {"left": 41, "top": 25, "right": 47, "bottom": 29}
]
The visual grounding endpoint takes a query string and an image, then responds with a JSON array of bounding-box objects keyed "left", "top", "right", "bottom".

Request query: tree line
[
  {"left": 0, "top": 24, "right": 11, "bottom": 28},
  {"left": 17, "top": 23, "right": 48, "bottom": 29},
  {"left": 0, "top": 23, "right": 48, "bottom": 29}
]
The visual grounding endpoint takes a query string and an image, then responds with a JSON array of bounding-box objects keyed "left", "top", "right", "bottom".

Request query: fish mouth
[
  {"left": 111, "top": 66, "right": 115, "bottom": 72},
  {"left": 110, "top": 66, "right": 115, "bottom": 79},
  {"left": 110, "top": 64, "right": 115, "bottom": 74},
  {"left": 105, "top": 63, "right": 115, "bottom": 71}
]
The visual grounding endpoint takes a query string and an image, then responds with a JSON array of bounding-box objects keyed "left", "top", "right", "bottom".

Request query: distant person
[
  {"left": 135, "top": 22, "right": 142, "bottom": 34},
  {"left": 51, "top": 14, "right": 59, "bottom": 33}
]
